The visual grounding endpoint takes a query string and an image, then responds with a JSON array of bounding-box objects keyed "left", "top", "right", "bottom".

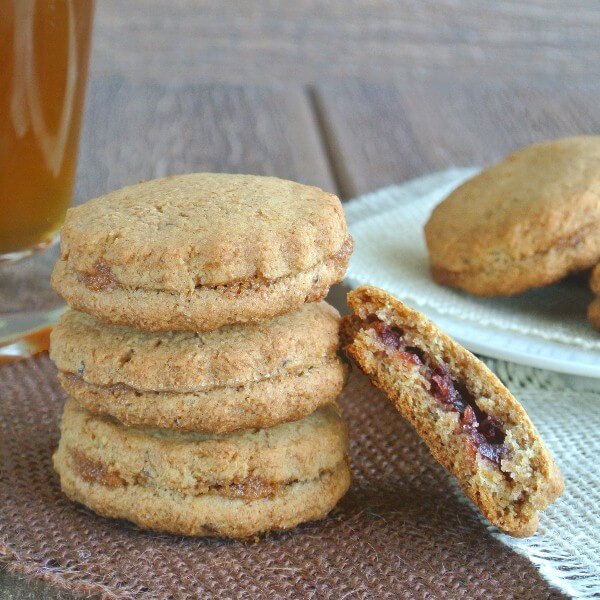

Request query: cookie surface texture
[
  {"left": 425, "top": 137, "right": 600, "bottom": 296},
  {"left": 52, "top": 173, "right": 352, "bottom": 330},
  {"left": 50, "top": 303, "right": 347, "bottom": 433},
  {"left": 53, "top": 400, "right": 351, "bottom": 538}
]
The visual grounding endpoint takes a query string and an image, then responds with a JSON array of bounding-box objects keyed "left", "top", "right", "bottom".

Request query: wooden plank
[
  {"left": 313, "top": 79, "right": 600, "bottom": 198},
  {"left": 91, "top": 1, "right": 600, "bottom": 83},
  {"left": 74, "top": 78, "right": 336, "bottom": 202}
]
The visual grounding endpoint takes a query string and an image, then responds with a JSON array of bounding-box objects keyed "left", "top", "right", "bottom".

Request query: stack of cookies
[{"left": 49, "top": 173, "right": 353, "bottom": 538}]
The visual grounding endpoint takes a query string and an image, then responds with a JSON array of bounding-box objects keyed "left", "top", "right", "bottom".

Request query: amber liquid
[{"left": 0, "top": 0, "right": 94, "bottom": 256}]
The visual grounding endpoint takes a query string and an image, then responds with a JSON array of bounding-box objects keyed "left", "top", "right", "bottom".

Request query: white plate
[
  {"left": 344, "top": 168, "right": 600, "bottom": 379},
  {"left": 424, "top": 307, "right": 600, "bottom": 378}
]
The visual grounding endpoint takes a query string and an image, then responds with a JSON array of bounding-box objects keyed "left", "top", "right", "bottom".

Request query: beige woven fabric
[
  {"left": 0, "top": 356, "right": 564, "bottom": 599},
  {"left": 345, "top": 168, "right": 600, "bottom": 352}
]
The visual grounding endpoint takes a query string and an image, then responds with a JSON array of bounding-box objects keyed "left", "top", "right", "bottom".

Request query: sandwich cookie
[
  {"left": 342, "top": 286, "right": 564, "bottom": 537},
  {"left": 51, "top": 173, "right": 352, "bottom": 331},
  {"left": 425, "top": 136, "right": 600, "bottom": 296},
  {"left": 53, "top": 399, "right": 350, "bottom": 538},
  {"left": 50, "top": 302, "right": 347, "bottom": 433}
]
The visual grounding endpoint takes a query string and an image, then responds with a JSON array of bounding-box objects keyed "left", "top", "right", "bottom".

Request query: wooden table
[{"left": 2, "top": 1, "right": 599, "bottom": 597}]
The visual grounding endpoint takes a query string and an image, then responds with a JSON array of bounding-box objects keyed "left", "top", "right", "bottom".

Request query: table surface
[{"left": 2, "top": 1, "right": 599, "bottom": 597}]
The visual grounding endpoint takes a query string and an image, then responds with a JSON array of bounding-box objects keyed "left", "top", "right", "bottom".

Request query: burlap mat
[{"left": 0, "top": 355, "right": 565, "bottom": 599}]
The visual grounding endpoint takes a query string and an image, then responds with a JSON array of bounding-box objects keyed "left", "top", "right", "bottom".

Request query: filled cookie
[
  {"left": 51, "top": 173, "right": 352, "bottom": 331},
  {"left": 425, "top": 136, "right": 600, "bottom": 296},
  {"left": 588, "top": 264, "right": 600, "bottom": 331},
  {"left": 341, "top": 286, "right": 564, "bottom": 537},
  {"left": 50, "top": 302, "right": 347, "bottom": 433},
  {"left": 53, "top": 399, "right": 350, "bottom": 538}
]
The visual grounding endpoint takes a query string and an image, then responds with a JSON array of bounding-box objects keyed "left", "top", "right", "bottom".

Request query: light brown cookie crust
[
  {"left": 588, "top": 297, "right": 600, "bottom": 331},
  {"left": 590, "top": 263, "right": 600, "bottom": 296},
  {"left": 58, "top": 360, "right": 346, "bottom": 433},
  {"left": 51, "top": 173, "right": 352, "bottom": 330},
  {"left": 51, "top": 248, "right": 350, "bottom": 331},
  {"left": 54, "top": 459, "right": 351, "bottom": 538},
  {"left": 50, "top": 304, "right": 347, "bottom": 431},
  {"left": 50, "top": 303, "right": 342, "bottom": 391},
  {"left": 425, "top": 137, "right": 600, "bottom": 296},
  {"left": 342, "top": 285, "right": 563, "bottom": 537},
  {"left": 589, "top": 265, "right": 600, "bottom": 330},
  {"left": 54, "top": 400, "right": 351, "bottom": 538},
  {"left": 55, "top": 399, "right": 348, "bottom": 492}
]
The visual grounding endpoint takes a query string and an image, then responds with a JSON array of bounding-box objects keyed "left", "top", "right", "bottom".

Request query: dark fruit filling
[{"left": 370, "top": 321, "right": 508, "bottom": 465}]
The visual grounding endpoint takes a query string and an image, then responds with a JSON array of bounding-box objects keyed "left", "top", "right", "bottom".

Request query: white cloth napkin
[
  {"left": 344, "top": 172, "right": 600, "bottom": 598},
  {"left": 344, "top": 168, "right": 600, "bottom": 352},
  {"left": 478, "top": 359, "right": 599, "bottom": 599}
]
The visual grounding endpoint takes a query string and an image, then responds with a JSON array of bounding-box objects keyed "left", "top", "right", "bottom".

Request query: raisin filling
[{"left": 369, "top": 321, "right": 508, "bottom": 465}]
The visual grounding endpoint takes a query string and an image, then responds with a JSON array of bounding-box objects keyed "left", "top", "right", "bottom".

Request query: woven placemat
[{"left": 0, "top": 355, "right": 564, "bottom": 599}]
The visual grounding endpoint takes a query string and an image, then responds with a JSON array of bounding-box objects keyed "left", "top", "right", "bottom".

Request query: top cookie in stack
[
  {"left": 52, "top": 173, "right": 352, "bottom": 331},
  {"left": 49, "top": 173, "right": 353, "bottom": 538}
]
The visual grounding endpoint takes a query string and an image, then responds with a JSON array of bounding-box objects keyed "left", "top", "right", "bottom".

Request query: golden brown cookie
[
  {"left": 50, "top": 303, "right": 347, "bottom": 433},
  {"left": 425, "top": 137, "right": 600, "bottom": 296},
  {"left": 342, "top": 286, "right": 563, "bottom": 537},
  {"left": 588, "top": 264, "right": 600, "bottom": 330},
  {"left": 53, "top": 399, "right": 351, "bottom": 538},
  {"left": 51, "top": 173, "right": 352, "bottom": 331}
]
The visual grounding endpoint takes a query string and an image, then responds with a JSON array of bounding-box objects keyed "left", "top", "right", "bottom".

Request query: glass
[
  {"left": 0, "top": 0, "right": 94, "bottom": 356},
  {"left": 1, "top": 0, "right": 94, "bottom": 259}
]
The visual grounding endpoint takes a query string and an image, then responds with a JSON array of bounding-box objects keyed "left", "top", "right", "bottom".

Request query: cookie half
[
  {"left": 53, "top": 399, "right": 350, "bottom": 538},
  {"left": 588, "top": 264, "right": 600, "bottom": 331},
  {"left": 425, "top": 136, "right": 600, "bottom": 296},
  {"left": 50, "top": 303, "right": 347, "bottom": 433},
  {"left": 342, "top": 286, "right": 563, "bottom": 537},
  {"left": 51, "top": 173, "right": 352, "bottom": 331}
]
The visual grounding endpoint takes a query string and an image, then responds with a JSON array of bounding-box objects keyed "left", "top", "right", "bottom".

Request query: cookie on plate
[
  {"left": 51, "top": 173, "right": 352, "bottom": 331},
  {"left": 53, "top": 399, "right": 350, "bottom": 538},
  {"left": 588, "top": 264, "right": 600, "bottom": 331},
  {"left": 50, "top": 302, "right": 347, "bottom": 433},
  {"left": 342, "top": 286, "right": 563, "bottom": 537},
  {"left": 425, "top": 136, "right": 600, "bottom": 296}
]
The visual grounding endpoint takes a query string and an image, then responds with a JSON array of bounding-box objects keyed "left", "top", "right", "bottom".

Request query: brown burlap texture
[{"left": 0, "top": 355, "right": 564, "bottom": 599}]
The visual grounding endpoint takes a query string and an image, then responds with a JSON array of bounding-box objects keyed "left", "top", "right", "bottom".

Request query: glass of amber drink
[
  {"left": 1, "top": 0, "right": 94, "bottom": 259},
  {"left": 0, "top": 0, "right": 95, "bottom": 355}
]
